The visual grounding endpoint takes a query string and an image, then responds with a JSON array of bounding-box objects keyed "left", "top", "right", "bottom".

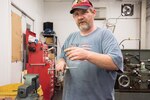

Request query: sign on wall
[{"left": 11, "top": 12, "right": 22, "bottom": 62}]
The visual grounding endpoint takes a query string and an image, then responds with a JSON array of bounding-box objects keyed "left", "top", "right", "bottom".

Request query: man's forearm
[{"left": 86, "top": 51, "right": 118, "bottom": 70}]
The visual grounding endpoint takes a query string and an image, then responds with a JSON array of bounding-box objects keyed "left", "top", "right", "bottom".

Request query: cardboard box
[
  {"left": 48, "top": 53, "right": 55, "bottom": 60},
  {"left": 46, "top": 37, "right": 53, "bottom": 44}
]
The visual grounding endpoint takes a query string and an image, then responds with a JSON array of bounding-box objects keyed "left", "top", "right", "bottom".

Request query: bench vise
[{"left": 16, "top": 74, "right": 40, "bottom": 100}]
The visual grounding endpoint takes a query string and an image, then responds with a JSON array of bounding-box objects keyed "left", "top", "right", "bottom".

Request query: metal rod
[
  {"left": 30, "top": 63, "right": 46, "bottom": 66},
  {"left": 11, "top": 2, "right": 34, "bottom": 22},
  {"left": 48, "top": 67, "right": 78, "bottom": 71}
]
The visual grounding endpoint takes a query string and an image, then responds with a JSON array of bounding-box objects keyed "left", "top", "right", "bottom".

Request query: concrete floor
[
  {"left": 52, "top": 90, "right": 150, "bottom": 100},
  {"left": 115, "top": 92, "right": 150, "bottom": 100}
]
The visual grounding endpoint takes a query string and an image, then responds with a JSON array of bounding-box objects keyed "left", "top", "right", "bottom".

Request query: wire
[{"left": 104, "top": 14, "right": 122, "bottom": 33}]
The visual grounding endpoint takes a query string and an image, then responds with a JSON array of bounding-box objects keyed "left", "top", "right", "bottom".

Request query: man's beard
[{"left": 78, "top": 22, "right": 90, "bottom": 31}]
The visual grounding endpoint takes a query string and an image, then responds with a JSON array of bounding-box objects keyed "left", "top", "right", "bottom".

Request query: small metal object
[
  {"left": 118, "top": 74, "right": 130, "bottom": 88},
  {"left": 48, "top": 67, "right": 77, "bottom": 71},
  {"left": 66, "top": 67, "right": 77, "bottom": 69}
]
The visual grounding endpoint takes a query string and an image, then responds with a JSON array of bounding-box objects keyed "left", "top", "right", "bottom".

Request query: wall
[
  {"left": 0, "top": 0, "right": 11, "bottom": 85},
  {"left": 44, "top": 2, "right": 74, "bottom": 55},
  {"left": 0, "top": 0, "right": 44, "bottom": 85},
  {"left": 10, "top": 0, "right": 44, "bottom": 84},
  {"left": 43, "top": 0, "right": 142, "bottom": 56},
  {"left": 11, "top": 0, "right": 44, "bottom": 34}
]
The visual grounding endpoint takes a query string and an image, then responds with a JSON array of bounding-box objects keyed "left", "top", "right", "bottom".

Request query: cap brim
[{"left": 70, "top": 6, "right": 90, "bottom": 14}]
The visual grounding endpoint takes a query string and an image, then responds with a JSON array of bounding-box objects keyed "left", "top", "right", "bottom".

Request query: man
[{"left": 56, "top": 0, "right": 123, "bottom": 100}]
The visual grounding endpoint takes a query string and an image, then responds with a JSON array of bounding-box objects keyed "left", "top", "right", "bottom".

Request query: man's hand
[
  {"left": 56, "top": 59, "right": 66, "bottom": 73},
  {"left": 64, "top": 46, "right": 90, "bottom": 61}
]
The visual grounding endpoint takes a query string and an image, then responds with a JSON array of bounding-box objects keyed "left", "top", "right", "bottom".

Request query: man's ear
[
  {"left": 93, "top": 9, "right": 96, "bottom": 14},
  {"left": 90, "top": 8, "right": 96, "bottom": 14},
  {"left": 92, "top": 9, "right": 96, "bottom": 17}
]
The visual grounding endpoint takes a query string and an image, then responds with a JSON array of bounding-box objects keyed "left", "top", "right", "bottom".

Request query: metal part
[
  {"left": 48, "top": 67, "right": 78, "bottom": 71},
  {"left": 118, "top": 75, "right": 130, "bottom": 88},
  {"left": 30, "top": 63, "right": 46, "bottom": 66}
]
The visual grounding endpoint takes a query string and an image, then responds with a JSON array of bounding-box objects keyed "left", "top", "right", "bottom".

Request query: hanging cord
[{"left": 103, "top": 14, "right": 122, "bottom": 33}]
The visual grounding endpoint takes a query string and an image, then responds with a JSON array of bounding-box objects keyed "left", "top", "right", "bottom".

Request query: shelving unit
[
  {"left": 43, "top": 32, "right": 57, "bottom": 57},
  {"left": 42, "top": 32, "right": 59, "bottom": 97}
]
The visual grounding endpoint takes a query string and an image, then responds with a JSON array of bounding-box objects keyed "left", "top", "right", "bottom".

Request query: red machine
[{"left": 25, "top": 29, "right": 55, "bottom": 100}]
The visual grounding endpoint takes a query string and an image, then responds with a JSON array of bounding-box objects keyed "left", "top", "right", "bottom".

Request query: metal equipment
[
  {"left": 115, "top": 49, "right": 150, "bottom": 92},
  {"left": 16, "top": 74, "right": 39, "bottom": 100}
]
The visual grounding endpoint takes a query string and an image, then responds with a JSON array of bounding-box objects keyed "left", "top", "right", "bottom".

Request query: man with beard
[{"left": 56, "top": 0, "right": 123, "bottom": 100}]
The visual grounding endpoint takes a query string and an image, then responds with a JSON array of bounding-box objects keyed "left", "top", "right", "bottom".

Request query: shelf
[
  {"left": 43, "top": 33, "right": 56, "bottom": 37},
  {"left": 47, "top": 44, "right": 57, "bottom": 48},
  {"left": 42, "top": 31, "right": 57, "bottom": 56}
]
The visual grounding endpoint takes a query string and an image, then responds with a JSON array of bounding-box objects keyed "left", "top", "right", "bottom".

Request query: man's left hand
[{"left": 64, "top": 47, "right": 90, "bottom": 61}]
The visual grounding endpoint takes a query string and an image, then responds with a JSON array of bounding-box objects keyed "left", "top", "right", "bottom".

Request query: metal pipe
[
  {"left": 11, "top": 2, "right": 34, "bottom": 22},
  {"left": 140, "top": 0, "right": 147, "bottom": 49}
]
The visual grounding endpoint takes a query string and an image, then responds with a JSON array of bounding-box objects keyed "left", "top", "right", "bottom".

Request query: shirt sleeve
[{"left": 101, "top": 29, "right": 124, "bottom": 72}]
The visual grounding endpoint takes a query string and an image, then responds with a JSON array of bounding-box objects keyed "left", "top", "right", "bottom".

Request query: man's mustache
[{"left": 78, "top": 20, "right": 86, "bottom": 24}]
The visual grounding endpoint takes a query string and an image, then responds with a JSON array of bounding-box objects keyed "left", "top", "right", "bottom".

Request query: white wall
[
  {"left": 44, "top": 1, "right": 141, "bottom": 56},
  {"left": 94, "top": 1, "right": 141, "bottom": 49},
  {"left": 0, "top": 0, "right": 12, "bottom": 85},
  {"left": 11, "top": 0, "right": 44, "bottom": 34},
  {"left": 44, "top": 2, "right": 76, "bottom": 52},
  {"left": 0, "top": 0, "right": 44, "bottom": 85}
]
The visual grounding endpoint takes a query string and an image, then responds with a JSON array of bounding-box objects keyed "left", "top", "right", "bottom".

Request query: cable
[{"left": 104, "top": 14, "right": 122, "bottom": 33}]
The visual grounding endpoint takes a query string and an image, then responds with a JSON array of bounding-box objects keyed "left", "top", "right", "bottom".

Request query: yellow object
[{"left": 0, "top": 83, "right": 43, "bottom": 99}]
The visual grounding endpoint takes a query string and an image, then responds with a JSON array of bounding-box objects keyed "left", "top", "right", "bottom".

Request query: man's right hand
[{"left": 56, "top": 58, "right": 66, "bottom": 73}]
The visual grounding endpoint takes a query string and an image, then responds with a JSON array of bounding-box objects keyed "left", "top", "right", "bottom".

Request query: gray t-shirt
[{"left": 59, "top": 27, "right": 123, "bottom": 100}]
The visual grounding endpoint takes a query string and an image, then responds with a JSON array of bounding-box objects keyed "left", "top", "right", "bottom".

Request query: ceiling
[{"left": 43, "top": 0, "right": 141, "bottom": 2}]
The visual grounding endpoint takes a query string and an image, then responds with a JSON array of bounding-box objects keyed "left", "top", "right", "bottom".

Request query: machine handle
[
  {"left": 48, "top": 67, "right": 77, "bottom": 74},
  {"left": 30, "top": 63, "right": 46, "bottom": 66},
  {"left": 48, "top": 67, "right": 77, "bottom": 71}
]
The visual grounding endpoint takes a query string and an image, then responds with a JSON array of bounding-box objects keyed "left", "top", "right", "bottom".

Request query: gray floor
[
  {"left": 115, "top": 92, "right": 150, "bottom": 100},
  {"left": 52, "top": 89, "right": 150, "bottom": 100}
]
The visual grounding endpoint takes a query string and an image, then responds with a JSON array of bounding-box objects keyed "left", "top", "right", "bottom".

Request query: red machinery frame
[{"left": 25, "top": 29, "right": 55, "bottom": 100}]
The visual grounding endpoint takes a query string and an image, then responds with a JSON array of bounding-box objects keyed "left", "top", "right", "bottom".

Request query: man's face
[{"left": 72, "top": 8, "right": 95, "bottom": 32}]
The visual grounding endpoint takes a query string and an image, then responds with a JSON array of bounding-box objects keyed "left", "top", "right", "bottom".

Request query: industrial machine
[
  {"left": 25, "top": 29, "right": 55, "bottom": 100},
  {"left": 115, "top": 49, "right": 150, "bottom": 92},
  {"left": 16, "top": 74, "right": 39, "bottom": 100}
]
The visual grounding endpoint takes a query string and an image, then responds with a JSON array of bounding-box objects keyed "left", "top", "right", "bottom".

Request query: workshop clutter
[{"left": 42, "top": 22, "right": 57, "bottom": 59}]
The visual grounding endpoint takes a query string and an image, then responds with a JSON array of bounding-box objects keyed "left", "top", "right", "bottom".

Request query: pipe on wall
[{"left": 140, "top": 0, "right": 147, "bottom": 49}]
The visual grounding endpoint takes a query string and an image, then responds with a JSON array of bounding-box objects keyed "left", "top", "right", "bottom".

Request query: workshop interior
[{"left": 0, "top": 0, "right": 150, "bottom": 100}]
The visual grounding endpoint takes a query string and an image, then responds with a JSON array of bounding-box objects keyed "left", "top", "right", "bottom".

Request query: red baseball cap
[{"left": 70, "top": 0, "right": 93, "bottom": 14}]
